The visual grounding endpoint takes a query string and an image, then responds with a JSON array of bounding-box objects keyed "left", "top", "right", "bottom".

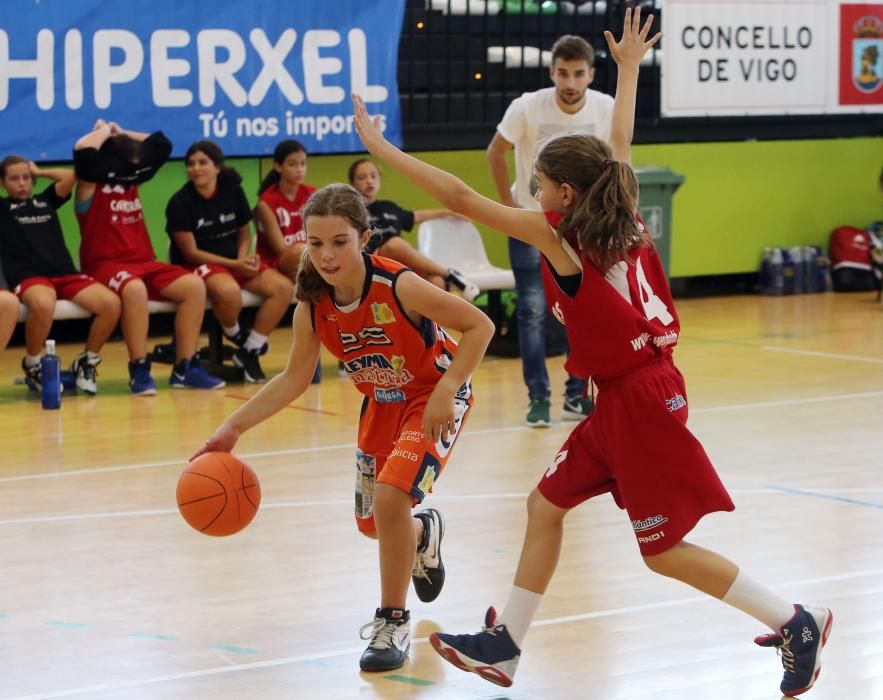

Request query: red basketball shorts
[
  {"left": 353, "top": 381, "right": 474, "bottom": 534},
  {"left": 87, "top": 261, "right": 192, "bottom": 300},
  {"left": 14, "top": 274, "right": 97, "bottom": 301},
  {"left": 191, "top": 262, "right": 270, "bottom": 288},
  {"left": 538, "top": 356, "right": 735, "bottom": 556}
]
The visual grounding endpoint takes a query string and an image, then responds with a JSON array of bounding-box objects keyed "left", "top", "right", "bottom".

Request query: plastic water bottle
[
  {"left": 763, "top": 248, "right": 784, "bottom": 295},
  {"left": 40, "top": 339, "right": 61, "bottom": 410},
  {"left": 788, "top": 247, "right": 805, "bottom": 294},
  {"left": 802, "top": 246, "right": 819, "bottom": 293},
  {"left": 781, "top": 248, "right": 796, "bottom": 295}
]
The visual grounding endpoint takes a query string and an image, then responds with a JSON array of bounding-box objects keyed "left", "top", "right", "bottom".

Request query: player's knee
[
  {"left": 95, "top": 289, "right": 122, "bottom": 317},
  {"left": 642, "top": 546, "right": 682, "bottom": 577},
  {"left": 121, "top": 279, "right": 148, "bottom": 305},
  {"left": 526, "top": 488, "right": 566, "bottom": 526},
  {"left": 210, "top": 280, "right": 241, "bottom": 310},
  {"left": 24, "top": 291, "right": 56, "bottom": 319}
]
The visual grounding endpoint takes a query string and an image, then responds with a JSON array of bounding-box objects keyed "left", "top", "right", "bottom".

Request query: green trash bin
[{"left": 635, "top": 167, "right": 685, "bottom": 278}]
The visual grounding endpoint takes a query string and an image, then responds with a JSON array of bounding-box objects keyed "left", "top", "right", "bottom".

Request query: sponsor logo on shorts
[
  {"left": 665, "top": 394, "right": 687, "bottom": 412},
  {"left": 637, "top": 531, "right": 666, "bottom": 544},
  {"left": 374, "top": 387, "right": 406, "bottom": 403},
  {"left": 632, "top": 514, "right": 669, "bottom": 532}
]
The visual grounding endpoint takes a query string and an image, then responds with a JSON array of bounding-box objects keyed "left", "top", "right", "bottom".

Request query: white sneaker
[
  {"left": 71, "top": 352, "right": 99, "bottom": 395},
  {"left": 446, "top": 269, "right": 480, "bottom": 302}
]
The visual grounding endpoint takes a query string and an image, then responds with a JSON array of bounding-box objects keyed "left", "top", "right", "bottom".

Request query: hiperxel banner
[{"left": 0, "top": 0, "right": 405, "bottom": 159}]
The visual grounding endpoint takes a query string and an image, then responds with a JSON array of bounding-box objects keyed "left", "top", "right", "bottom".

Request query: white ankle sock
[
  {"left": 223, "top": 323, "right": 240, "bottom": 337},
  {"left": 722, "top": 570, "right": 795, "bottom": 632},
  {"left": 85, "top": 351, "right": 101, "bottom": 364},
  {"left": 25, "top": 354, "right": 41, "bottom": 368},
  {"left": 244, "top": 330, "right": 267, "bottom": 352},
  {"left": 499, "top": 586, "right": 542, "bottom": 648}
]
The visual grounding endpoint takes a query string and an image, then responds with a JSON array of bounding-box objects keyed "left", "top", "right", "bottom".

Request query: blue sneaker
[
  {"left": 170, "top": 359, "right": 226, "bottom": 390},
  {"left": 128, "top": 358, "right": 157, "bottom": 396},
  {"left": 755, "top": 604, "right": 833, "bottom": 697},
  {"left": 430, "top": 607, "right": 521, "bottom": 687}
]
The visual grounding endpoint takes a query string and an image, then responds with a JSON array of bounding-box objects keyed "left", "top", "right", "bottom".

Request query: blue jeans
[{"left": 508, "top": 237, "right": 586, "bottom": 402}]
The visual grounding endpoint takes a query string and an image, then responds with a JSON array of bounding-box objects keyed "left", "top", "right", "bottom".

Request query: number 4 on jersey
[{"left": 635, "top": 259, "right": 673, "bottom": 326}]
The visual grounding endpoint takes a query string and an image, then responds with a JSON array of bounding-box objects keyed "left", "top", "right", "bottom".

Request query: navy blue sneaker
[
  {"left": 128, "top": 358, "right": 157, "bottom": 396},
  {"left": 170, "top": 359, "right": 226, "bottom": 390},
  {"left": 359, "top": 608, "right": 411, "bottom": 672},
  {"left": 755, "top": 604, "right": 833, "bottom": 697},
  {"left": 412, "top": 508, "right": 445, "bottom": 602},
  {"left": 430, "top": 607, "right": 521, "bottom": 687}
]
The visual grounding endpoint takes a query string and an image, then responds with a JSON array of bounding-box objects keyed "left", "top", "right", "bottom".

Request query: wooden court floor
[{"left": 0, "top": 292, "right": 881, "bottom": 700}]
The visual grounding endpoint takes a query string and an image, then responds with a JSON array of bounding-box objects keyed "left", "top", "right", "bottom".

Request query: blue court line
[
  {"left": 211, "top": 644, "right": 259, "bottom": 655},
  {"left": 45, "top": 620, "right": 88, "bottom": 629},
  {"left": 768, "top": 485, "right": 883, "bottom": 510},
  {"left": 128, "top": 632, "right": 176, "bottom": 641}
]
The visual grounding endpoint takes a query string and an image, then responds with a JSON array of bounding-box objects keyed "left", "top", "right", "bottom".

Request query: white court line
[
  {"left": 3, "top": 389, "right": 882, "bottom": 485},
  {"left": 8, "top": 566, "right": 880, "bottom": 700},
  {"left": 762, "top": 346, "right": 883, "bottom": 365},
  {"left": 0, "top": 486, "right": 876, "bottom": 527}
]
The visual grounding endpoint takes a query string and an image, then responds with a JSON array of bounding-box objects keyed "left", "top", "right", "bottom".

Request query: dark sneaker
[
  {"left": 233, "top": 347, "right": 266, "bottom": 384},
  {"left": 412, "top": 508, "right": 445, "bottom": 602},
  {"left": 21, "top": 357, "right": 41, "bottom": 392},
  {"left": 755, "top": 604, "right": 833, "bottom": 697},
  {"left": 170, "top": 359, "right": 226, "bottom": 390},
  {"left": 151, "top": 342, "right": 176, "bottom": 365},
  {"left": 562, "top": 395, "right": 593, "bottom": 421},
  {"left": 70, "top": 352, "right": 100, "bottom": 395},
  {"left": 430, "top": 607, "right": 521, "bottom": 687},
  {"left": 445, "top": 268, "right": 480, "bottom": 302},
  {"left": 225, "top": 328, "right": 269, "bottom": 356},
  {"left": 128, "top": 358, "right": 157, "bottom": 396},
  {"left": 525, "top": 398, "right": 551, "bottom": 428},
  {"left": 359, "top": 608, "right": 410, "bottom": 672}
]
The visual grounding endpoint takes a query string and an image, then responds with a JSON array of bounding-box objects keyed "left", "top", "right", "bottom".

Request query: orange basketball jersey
[{"left": 312, "top": 254, "right": 460, "bottom": 402}]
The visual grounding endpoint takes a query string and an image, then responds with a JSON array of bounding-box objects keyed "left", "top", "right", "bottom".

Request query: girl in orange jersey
[{"left": 194, "top": 183, "right": 495, "bottom": 673}]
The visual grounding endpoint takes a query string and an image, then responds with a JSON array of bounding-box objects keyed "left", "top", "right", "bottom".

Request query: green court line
[
  {"left": 385, "top": 675, "right": 434, "bottom": 686},
  {"left": 46, "top": 620, "right": 88, "bottom": 629},
  {"left": 211, "top": 644, "right": 259, "bottom": 655},
  {"left": 129, "top": 632, "right": 177, "bottom": 641}
]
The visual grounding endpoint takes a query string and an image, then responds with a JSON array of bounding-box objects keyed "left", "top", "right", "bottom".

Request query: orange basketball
[{"left": 176, "top": 452, "right": 261, "bottom": 536}]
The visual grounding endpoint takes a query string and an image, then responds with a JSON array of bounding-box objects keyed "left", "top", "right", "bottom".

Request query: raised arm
[
  {"left": 353, "top": 95, "right": 553, "bottom": 254},
  {"left": 603, "top": 7, "right": 661, "bottom": 164},
  {"left": 30, "top": 162, "right": 76, "bottom": 199},
  {"left": 74, "top": 119, "right": 112, "bottom": 152}
]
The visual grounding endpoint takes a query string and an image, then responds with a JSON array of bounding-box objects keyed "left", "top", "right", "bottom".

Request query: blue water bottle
[{"left": 40, "top": 339, "right": 62, "bottom": 410}]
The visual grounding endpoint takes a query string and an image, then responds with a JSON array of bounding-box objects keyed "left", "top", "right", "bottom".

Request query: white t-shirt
[{"left": 496, "top": 86, "right": 615, "bottom": 210}]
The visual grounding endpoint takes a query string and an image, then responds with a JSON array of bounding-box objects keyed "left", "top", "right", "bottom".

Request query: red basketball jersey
[
  {"left": 312, "top": 255, "right": 460, "bottom": 402},
  {"left": 77, "top": 183, "right": 156, "bottom": 270},
  {"left": 256, "top": 183, "right": 315, "bottom": 260},
  {"left": 541, "top": 213, "right": 680, "bottom": 380}
]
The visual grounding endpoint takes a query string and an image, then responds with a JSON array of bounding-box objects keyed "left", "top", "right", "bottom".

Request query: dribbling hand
[
  {"left": 191, "top": 424, "right": 241, "bottom": 462},
  {"left": 604, "top": 6, "right": 661, "bottom": 70}
]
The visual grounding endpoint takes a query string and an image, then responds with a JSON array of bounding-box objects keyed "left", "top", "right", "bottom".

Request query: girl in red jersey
[
  {"left": 166, "top": 141, "right": 294, "bottom": 384},
  {"left": 74, "top": 120, "right": 225, "bottom": 395},
  {"left": 253, "top": 140, "right": 316, "bottom": 282},
  {"left": 194, "top": 184, "right": 495, "bottom": 673},
  {"left": 353, "top": 9, "right": 831, "bottom": 698}
]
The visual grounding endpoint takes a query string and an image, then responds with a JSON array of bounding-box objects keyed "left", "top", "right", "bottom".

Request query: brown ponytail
[
  {"left": 295, "top": 183, "right": 372, "bottom": 304},
  {"left": 535, "top": 134, "right": 646, "bottom": 273}
]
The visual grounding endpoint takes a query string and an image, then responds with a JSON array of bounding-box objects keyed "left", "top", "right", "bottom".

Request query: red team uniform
[
  {"left": 256, "top": 183, "right": 316, "bottom": 266},
  {"left": 538, "top": 215, "right": 734, "bottom": 555},
  {"left": 311, "top": 254, "right": 474, "bottom": 533}
]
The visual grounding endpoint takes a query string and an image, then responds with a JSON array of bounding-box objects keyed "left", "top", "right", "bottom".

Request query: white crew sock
[
  {"left": 85, "top": 351, "right": 101, "bottom": 364},
  {"left": 721, "top": 569, "right": 796, "bottom": 632},
  {"left": 243, "top": 330, "right": 267, "bottom": 352},
  {"left": 498, "top": 586, "right": 542, "bottom": 648},
  {"left": 25, "top": 354, "right": 41, "bottom": 368},
  {"left": 223, "top": 323, "right": 240, "bottom": 338}
]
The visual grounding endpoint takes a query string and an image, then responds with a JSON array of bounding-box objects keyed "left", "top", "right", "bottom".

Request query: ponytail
[
  {"left": 535, "top": 134, "right": 645, "bottom": 273},
  {"left": 295, "top": 247, "right": 327, "bottom": 304},
  {"left": 260, "top": 139, "right": 307, "bottom": 195}
]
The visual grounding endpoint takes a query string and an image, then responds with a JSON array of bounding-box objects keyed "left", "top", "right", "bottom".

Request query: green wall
[{"left": 53, "top": 136, "right": 882, "bottom": 278}]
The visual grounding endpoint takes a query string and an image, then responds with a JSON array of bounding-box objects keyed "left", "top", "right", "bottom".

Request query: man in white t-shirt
[{"left": 488, "top": 34, "right": 614, "bottom": 428}]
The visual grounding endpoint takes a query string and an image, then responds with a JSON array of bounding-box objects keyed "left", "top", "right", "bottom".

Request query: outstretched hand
[
  {"left": 604, "top": 6, "right": 661, "bottom": 70},
  {"left": 190, "top": 424, "right": 241, "bottom": 462},
  {"left": 352, "top": 94, "right": 388, "bottom": 155}
]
